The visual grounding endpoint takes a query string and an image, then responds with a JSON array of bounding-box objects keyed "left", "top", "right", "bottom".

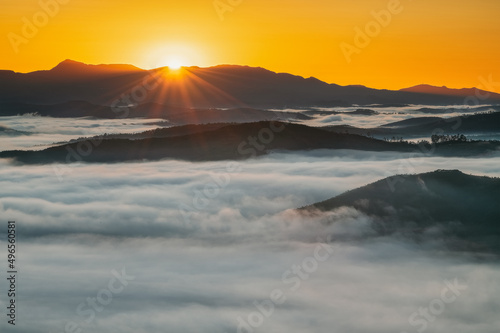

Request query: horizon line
[{"left": 0, "top": 58, "right": 494, "bottom": 93}]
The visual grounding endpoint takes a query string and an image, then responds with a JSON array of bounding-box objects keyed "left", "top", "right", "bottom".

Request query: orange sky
[{"left": 1, "top": 0, "right": 499, "bottom": 91}]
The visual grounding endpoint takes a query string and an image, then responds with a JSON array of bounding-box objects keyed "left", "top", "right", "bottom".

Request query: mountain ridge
[
  {"left": 2, "top": 60, "right": 500, "bottom": 107},
  {"left": 400, "top": 84, "right": 500, "bottom": 99}
]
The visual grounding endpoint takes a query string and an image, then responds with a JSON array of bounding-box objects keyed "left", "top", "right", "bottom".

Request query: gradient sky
[{"left": 1, "top": 0, "right": 499, "bottom": 91}]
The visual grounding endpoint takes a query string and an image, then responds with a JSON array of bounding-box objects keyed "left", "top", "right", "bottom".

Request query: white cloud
[
  {"left": 1, "top": 109, "right": 500, "bottom": 333},
  {"left": 0, "top": 116, "right": 167, "bottom": 151},
  {"left": 0, "top": 151, "right": 499, "bottom": 332}
]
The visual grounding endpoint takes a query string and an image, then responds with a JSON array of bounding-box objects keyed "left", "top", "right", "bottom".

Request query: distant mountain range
[
  {"left": 325, "top": 111, "right": 500, "bottom": 138},
  {"left": 400, "top": 84, "right": 500, "bottom": 98},
  {"left": 2, "top": 60, "right": 500, "bottom": 108},
  {"left": 0, "top": 100, "right": 309, "bottom": 124},
  {"left": 303, "top": 170, "right": 500, "bottom": 253}
]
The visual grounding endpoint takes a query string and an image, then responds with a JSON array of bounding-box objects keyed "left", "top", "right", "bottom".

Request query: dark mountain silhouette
[
  {"left": 380, "top": 117, "right": 442, "bottom": 128},
  {"left": 325, "top": 111, "right": 500, "bottom": 137},
  {"left": 1, "top": 122, "right": 499, "bottom": 164},
  {"left": 0, "top": 122, "right": 416, "bottom": 163},
  {"left": 0, "top": 125, "right": 30, "bottom": 136},
  {"left": 302, "top": 170, "right": 500, "bottom": 253},
  {"left": 413, "top": 105, "right": 500, "bottom": 114},
  {"left": 302, "top": 108, "right": 379, "bottom": 116},
  {"left": 0, "top": 101, "right": 309, "bottom": 124},
  {"left": 382, "top": 111, "right": 500, "bottom": 132},
  {"left": 400, "top": 84, "right": 500, "bottom": 99},
  {"left": 0, "top": 101, "right": 114, "bottom": 118},
  {"left": 2, "top": 60, "right": 500, "bottom": 107},
  {"left": 28, "top": 59, "right": 143, "bottom": 79}
]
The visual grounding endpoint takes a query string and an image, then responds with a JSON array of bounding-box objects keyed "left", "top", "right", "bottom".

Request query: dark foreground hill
[
  {"left": 303, "top": 170, "right": 500, "bottom": 253},
  {"left": 1, "top": 122, "right": 499, "bottom": 164},
  {"left": 0, "top": 122, "right": 413, "bottom": 163}
]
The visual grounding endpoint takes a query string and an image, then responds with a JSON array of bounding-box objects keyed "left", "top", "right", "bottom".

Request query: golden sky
[{"left": 1, "top": 0, "right": 499, "bottom": 91}]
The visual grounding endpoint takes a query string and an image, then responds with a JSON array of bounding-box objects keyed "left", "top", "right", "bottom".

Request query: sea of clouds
[
  {"left": 1, "top": 148, "right": 499, "bottom": 333},
  {"left": 2, "top": 104, "right": 500, "bottom": 153},
  {"left": 0, "top": 116, "right": 169, "bottom": 151},
  {"left": 276, "top": 104, "right": 500, "bottom": 130}
]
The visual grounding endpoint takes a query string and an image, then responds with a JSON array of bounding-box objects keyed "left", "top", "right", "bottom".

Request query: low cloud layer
[
  {"left": 1, "top": 151, "right": 499, "bottom": 333},
  {"left": 3, "top": 103, "right": 499, "bottom": 152},
  {"left": 282, "top": 104, "right": 498, "bottom": 128},
  {"left": 0, "top": 116, "right": 168, "bottom": 151}
]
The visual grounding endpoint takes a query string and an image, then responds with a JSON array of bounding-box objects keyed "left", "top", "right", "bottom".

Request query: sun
[
  {"left": 163, "top": 56, "right": 184, "bottom": 70},
  {"left": 144, "top": 43, "right": 205, "bottom": 71}
]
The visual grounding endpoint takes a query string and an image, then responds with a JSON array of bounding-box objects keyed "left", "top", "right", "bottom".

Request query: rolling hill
[
  {"left": 0, "top": 122, "right": 415, "bottom": 163},
  {"left": 1, "top": 122, "right": 499, "bottom": 164},
  {"left": 303, "top": 170, "right": 500, "bottom": 253}
]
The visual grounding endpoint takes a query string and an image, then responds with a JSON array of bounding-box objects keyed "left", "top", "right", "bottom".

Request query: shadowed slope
[
  {"left": 303, "top": 170, "right": 500, "bottom": 252},
  {"left": 1, "top": 122, "right": 500, "bottom": 164}
]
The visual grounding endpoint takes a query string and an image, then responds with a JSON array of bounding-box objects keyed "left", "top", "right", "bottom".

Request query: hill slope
[
  {"left": 304, "top": 170, "right": 500, "bottom": 252},
  {"left": 1, "top": 122, "right": 499, "bottom": 164},
  {"left": 0, "top": 122, "right": 415, "bottom": 163}
]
